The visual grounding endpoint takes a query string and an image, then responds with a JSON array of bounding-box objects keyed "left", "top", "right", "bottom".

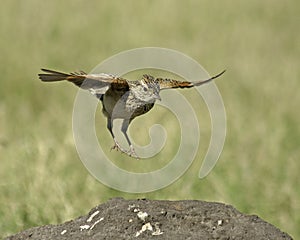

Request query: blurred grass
[{"left": 0, "top": 0, "right": 299, "bottom": 238}]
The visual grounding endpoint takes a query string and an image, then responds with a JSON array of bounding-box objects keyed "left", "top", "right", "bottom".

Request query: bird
[{"left": 39, "top": 68, "right": 225, "bottom": 158}]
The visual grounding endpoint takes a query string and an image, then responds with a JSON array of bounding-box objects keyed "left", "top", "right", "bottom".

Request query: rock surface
[{"left": 5, "top": 198, "right": 292, "bottom": 240}]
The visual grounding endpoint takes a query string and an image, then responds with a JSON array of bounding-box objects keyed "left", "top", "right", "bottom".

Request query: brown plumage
[{"left": 39, "top": 68, "right": 225, "bottom": 158}]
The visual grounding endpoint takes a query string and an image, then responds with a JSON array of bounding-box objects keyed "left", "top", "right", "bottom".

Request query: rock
[{"left": 5, "top": 198, "right": 292, "bottom": 240}]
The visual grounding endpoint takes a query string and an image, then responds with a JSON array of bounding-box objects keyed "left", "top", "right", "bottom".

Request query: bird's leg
[
  {"left": 107, "top": 118, "right": 128, "bottom": 154},
  {"left": 121, "top": 119, "right": 139, "bottom": 159}
]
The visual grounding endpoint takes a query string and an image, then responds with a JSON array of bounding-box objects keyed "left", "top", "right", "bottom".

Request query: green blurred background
[{"left": 0, "top": 0, "right": 299, "bottom": 238}]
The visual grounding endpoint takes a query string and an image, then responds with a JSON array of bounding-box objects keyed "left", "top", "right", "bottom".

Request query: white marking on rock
[
  {"left": 217, "top": 219, "right": 223, "bottom": 226},
  {"left": 133, "top": 208, "right": 140, "bottom": 213},
  {"left": 135, "top": 222, "right": 153, "bottom": 237},
  {"left": 152, "top": 222, "right": 163, "bottom": 236},
  {"left": 80, "top": 224, "right": 90, "bottom": 231},
  {"left": 152, "top": 230, "right": 164, "bottom": 236},
  {"left": 60, "top": 229, "right": 67, "bottom": 235},
  {"left": 128, "top": 204, "right": 137, "bottom": 210},
  {"left": 137, "top": 211, "right": 148, "bottom": 221},
  {"left": 90, "top": 217, "right": 104, "bottom": 230},
  {"left": 87, "top": 210, "right": 100, "bottom": 222}
]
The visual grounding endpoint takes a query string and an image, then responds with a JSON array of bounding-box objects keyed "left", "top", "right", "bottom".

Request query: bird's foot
[
  {"left": 128, "top": 145, "right": 139, "bottom": 159},
  {"left": 111, "top": 141, "right": 127, "bottom": 153},
  {"left": 111, "top": 141, "right": 139, "bottom": 159}
]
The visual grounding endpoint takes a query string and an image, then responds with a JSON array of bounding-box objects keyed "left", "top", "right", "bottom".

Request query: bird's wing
[
  {"left": 157, "top": 70, "right": 226, "bottom": 90},
  {"left": 39, "top": 68, "right": 128, "bottom": 94}
]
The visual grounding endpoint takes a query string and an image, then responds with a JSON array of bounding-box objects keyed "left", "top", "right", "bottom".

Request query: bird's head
[{"left": 129, "top": 75, "right": 161, "bottom": 103}]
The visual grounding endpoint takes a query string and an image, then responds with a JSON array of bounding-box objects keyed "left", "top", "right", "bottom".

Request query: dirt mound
[{"left": 5, "top": 198, "right": 292, "bottom": 240}]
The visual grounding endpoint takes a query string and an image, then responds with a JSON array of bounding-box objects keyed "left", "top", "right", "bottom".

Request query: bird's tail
[
  {"left": 38, "top": 68, "right": 88, "bottom": 87},
  {"left": 38, "top": 68, "right": 73, "bottom": 82}
]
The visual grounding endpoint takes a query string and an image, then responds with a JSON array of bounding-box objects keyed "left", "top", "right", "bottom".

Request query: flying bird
[{"left": 39, "top": 68, "right": 225, "bottom": 158}]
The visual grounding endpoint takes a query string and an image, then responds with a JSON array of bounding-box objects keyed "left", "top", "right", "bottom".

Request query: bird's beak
[{"left": 156, "top": 94, "right": 161, "bottom": 101}]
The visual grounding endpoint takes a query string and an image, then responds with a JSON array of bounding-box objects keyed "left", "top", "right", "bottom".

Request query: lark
[{"left": 39, "top": 68, "right": 225, "bottom": 158}]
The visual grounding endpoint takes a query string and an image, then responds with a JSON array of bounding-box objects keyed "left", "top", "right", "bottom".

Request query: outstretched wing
[
  {"left": 157, "top": 70, "right": 226, "bottom": 90},
  {"left": 38, "top": 68, "right": 128, "bottom": 94}
]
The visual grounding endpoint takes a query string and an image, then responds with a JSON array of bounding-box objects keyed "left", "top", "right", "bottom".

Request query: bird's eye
[{"left": 143, "top": 87, "right": 148, "bottom": 91}]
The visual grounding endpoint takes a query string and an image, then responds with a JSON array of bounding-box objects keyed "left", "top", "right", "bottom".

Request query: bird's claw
[
  {"left": 128, "top": 145, "right": 139, "bottom": 159},
  {"left": 111, "top": 141, "right": 139, "bottom": 159},
  {"left": 111, "top": 141, "right": 127, "bottom": 153}
]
